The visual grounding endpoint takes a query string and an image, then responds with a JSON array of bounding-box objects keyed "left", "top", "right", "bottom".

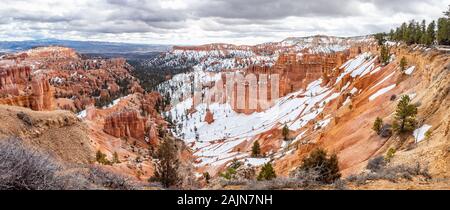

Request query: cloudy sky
[{"left": 0, "top": 0, "right": 447, "bottom": 45}]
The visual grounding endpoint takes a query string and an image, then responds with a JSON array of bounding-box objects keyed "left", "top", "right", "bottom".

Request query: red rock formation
[
  {"left": 204, "top": 109, "right": 214, "bottom": 124},
  {"left": 214, "top": 51, "right": 350, "bottom": 114},
  {"left": 147, "top": 124, "right": 159, "bottom": 146},
  {"left": 141, "top": 92, "right": 161, "bottom": 117},
  {"left": 0, "top": 66, "right": 31, "bottom": 90},
  {"left": 0, "top": 76, "right": 54, "bottom": 111},
  {"left": 103, "top": 110, "right": 146, "bottom": 139}
]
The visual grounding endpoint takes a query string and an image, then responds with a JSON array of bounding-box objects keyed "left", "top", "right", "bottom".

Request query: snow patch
[
  {"left": 404, "top": 66, "right": 415, "bottom": 75},
  {"left": 369, "top": 84, "right": 396, "bottom": 101},
  {"left": 413, "top": 124, "right": 432, "bottom": 143}
]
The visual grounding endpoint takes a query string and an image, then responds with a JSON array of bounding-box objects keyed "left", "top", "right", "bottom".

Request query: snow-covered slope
[{"left": 165, "top": 51, "right": 385, "bottom": 170}]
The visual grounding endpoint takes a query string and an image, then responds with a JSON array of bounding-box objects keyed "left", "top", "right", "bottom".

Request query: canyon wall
[{"left": 103, "top": 110, "right": 147, "bottom": 139}]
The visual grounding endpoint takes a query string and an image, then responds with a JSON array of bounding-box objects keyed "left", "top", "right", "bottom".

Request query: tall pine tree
[
  {"left": 393, "top": 95, "right": 417, "bottom": 133},
  {"left": 151, "top": 137, "right": 180, "bottom": 188},
  {"left": 426, "top": 21, "right": 436, "bottom": 45}
]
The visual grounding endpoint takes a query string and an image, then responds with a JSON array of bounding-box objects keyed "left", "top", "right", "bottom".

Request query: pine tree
[
  {"left": 393, "top": 95, "right": 417, "bottom": 134},
  {"left": 372, "top": 117, "right": 383, "bottom": 134},
  {"left": 445, "top": 5, "right": 450, "bottom": 18},
  {"left": 399, "top": 57, "right": 407, "bottom": 72},
  {"left": 282, "top": 124, "right": 290, "bottom": 141},
  {"left": 203, "top": 172, "right": 211, "bottom": 184},
  {"left": 257, "top": 163, "right": 276, "bottom": 181},
  {"left": 419, "top": 20, "right": 427, "bottom": 44},
  {"left": 151, "top": 137, "right": 180, "bottom": 188},
  {"left": 300, "top": 148, "right": 341, "bottom": 184},
  {"left": 96, "top": 150, "right": 112, "bottom": 165},
  {"left": 374, "top": 33, "right": 386, "bottom": 46},
  {"left": 251, "top": 141, "right": 261, "bottom": 157},
  {"left": 426, "top": 21, "right": 436, "bottom": 45},
  {"left": 437, "top": 17, "right": 450, "bottom": 45},
  {"left": 379, "top": 45, "right": 391, "bottom": 66}
]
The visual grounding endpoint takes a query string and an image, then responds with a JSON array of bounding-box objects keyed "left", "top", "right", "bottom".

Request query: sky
[{"left": 0, "top": 0, "right": 447, "bottom": 45}]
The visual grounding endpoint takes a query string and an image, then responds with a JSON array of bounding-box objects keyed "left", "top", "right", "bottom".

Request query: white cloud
[{"left": 0, "top": 0, "right": 447, "bottom": 45}]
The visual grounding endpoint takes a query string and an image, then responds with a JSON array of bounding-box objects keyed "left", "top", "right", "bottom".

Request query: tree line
[{"left": 376, "top": 5, "right": 449, "bottom": 46}]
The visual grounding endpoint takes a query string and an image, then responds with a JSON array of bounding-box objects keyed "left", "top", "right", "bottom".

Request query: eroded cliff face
[
  {"left": 164, "top": 38, "right": 449, "bottom": 186},
  {"left": 0, "top": 66, "right": 54, "bottom": 111},
  {"left": 0, "top": 46, "right": 187, "bottom": 182},
  {"left": 104, "top": 110, "right": 146, "bottom": 139},
  {"left": 273, "top": 45, "right": 450, "bottom": 179},
  {"left": 0, "top": 46, "right": 142, "bottom": 113}
]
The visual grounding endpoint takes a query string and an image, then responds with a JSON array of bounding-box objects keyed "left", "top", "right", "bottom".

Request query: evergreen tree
[
  {"left": 426, "top": 21, "right": 436, "bottom": 45},
  {"left": 379, "top": 45, "right": 391, "bottom": 65},
  {"left": 393, "top": 95, "right": 417, "bottom": 133},
  {"left": 374, "top": 33, "right": 386, "bottom": 46},
  {"left": 96, "top": 150, "right": 112, "bottom": 165},
  {"left": 445, "top": 5, "right": 450, "bottom": 18},
  {"left": 419, "top": 20, "right": 427, "bottom": 44},
  {"left": 251, "top": 141, "right": 261, "bottom": 157},
  {"left": 300, "top": 148, "right": 341, "bottom": 184},
  {"left": 282, "top": 124, "right": 290, "bottom": 141},
  {"left": 257, "top": 163, "right": 276, "bottom": 181},
  {"left": 151, "top": 137, "right": 180, "bottom": 188},
  {"left": 203, "top": 172, "right": 211, "bottom": 184},
  {"left": 399, "top": 57, "right": 407, "bottom": 72},
  {"left": 372, "top": 117, "right": 383, "bottom": 134},
  {"left": 437, "top": 17, "right": 450, "bottom": 45}
]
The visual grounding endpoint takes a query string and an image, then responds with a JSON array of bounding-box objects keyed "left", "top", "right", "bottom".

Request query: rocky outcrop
[
  {"left": 103, "top": 110, "right": 146, "bottom": 139},
  {"left": 147, "top": 123, "right": 159, "bottom": 146},
  {"left": 218, "top": 51, "right": 349, "bottom": 114},
  {"left": 0, "top": 66, "right": 31, "bottom": 91},
  {"left": 0, "top": 77, "right": 54, "bottom": 111},
  {"left": 204, "top": 109, "right": 214, "bottom": 124},
  {"left": 141, "top": 92, "right": 161, "bottom": 118}
]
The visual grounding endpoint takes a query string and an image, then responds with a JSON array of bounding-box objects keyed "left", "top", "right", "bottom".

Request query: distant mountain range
[{"left": 0, "top": 39, "right": 171, "bottom": 54}]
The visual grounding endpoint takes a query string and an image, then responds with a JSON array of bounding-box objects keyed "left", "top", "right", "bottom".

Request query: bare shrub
[
  {"left": 366, "top": 156, "right": 386, "bottom": 172},
  {"left": 17, "top": 112, "right": 33, "bottom": 126},
  {"left": 347, "top": 163, "right": 431, "bottom": 185},
  {"left": 86, "top": 166, "right": 141, "bottom": 190},
  {"left": 0, "top": 138, "right": 143, "bottom": 190},
  {"left": 0, "top": 138, "right": 65, "bottom": 190}
]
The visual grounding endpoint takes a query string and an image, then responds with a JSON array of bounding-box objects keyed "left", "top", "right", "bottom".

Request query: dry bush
[
  {"left": 366, "top": 156, "right": 386, "bottom": 172},
  {"left": 0, "top": 138, "right": 144, "bottom": 190},
  {"left": 347, "top": 162, "right": 431, "bottom": 185},
  {"left": 0, "top": 138, "right": 65, "bottom": 190},
  {"left": 17, "top": 112, "right": 33, "bottom": 126},
  {"left": 85, "top": 166, "right": 141, "bottom": 190}
]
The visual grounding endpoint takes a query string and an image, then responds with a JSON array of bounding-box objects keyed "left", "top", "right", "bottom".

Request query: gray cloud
[{"left": 0, "top": 0, "right": 447, "bottom": 44}]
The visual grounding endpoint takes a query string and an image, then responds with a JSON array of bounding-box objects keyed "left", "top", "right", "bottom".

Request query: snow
[
  {"left": 104, "top": 97, "right": 122, "bottom": 109},
  {"left": 242, "top": 158, "right": 271, "bottom": 166},
  {"left": 342, "top": 97, "right": 351, "bottom": 106},
  {"left": 77, "top": 110, "right": 87, "bottom": 119},
  {"left": 335, "top": 52, "right": 374, "bottom": 84},
  {"left": 350, "top": 87, "right": 358, "bottom": 95},
  {"left": 404, "top": 66, "right": 415, "bottom": 75},
  {"left": 168, "top": 77, "right": 342, "bottom": 167},
  {"left": 413, "top": 124, "right": 432, "bottom": 143},
  {"left": 370, "top": 71, "right": 395, "bottom": 90},
  {"left": 315, "top": 118, "right": 331, "bottom": 130},
  {"left": 370, "top": 66, "right": 382, "bottom": 75},
  {"left": 369, "top": 84, "right": 396, "bottom": 101},
  {"left": 155, "top": 39, "right": 378, "bottom": 169}
]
